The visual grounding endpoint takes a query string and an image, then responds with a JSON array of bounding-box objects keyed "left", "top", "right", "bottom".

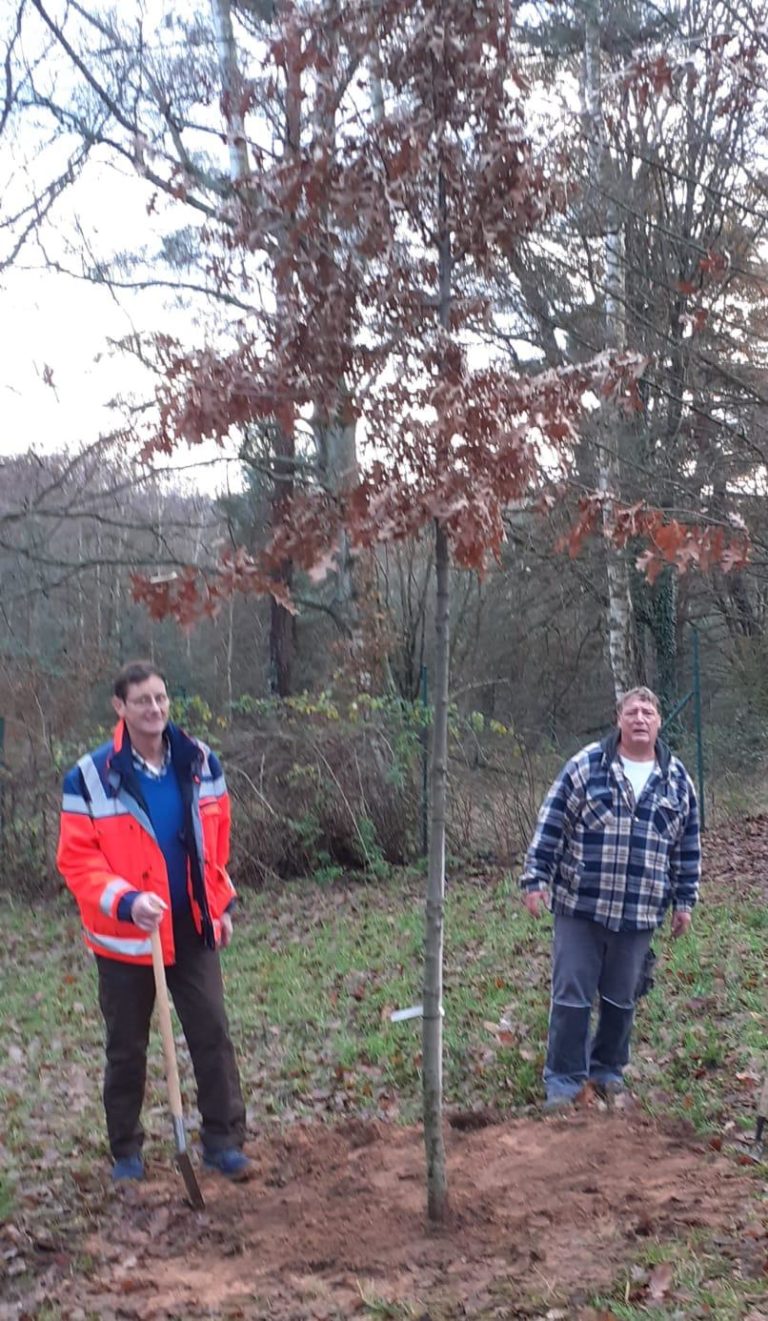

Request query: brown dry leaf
[
  {"left": 117, "top": 1278, "right": 145, "bottom": 1294},
  {"left": 647, "top": 1260, "right": 675, "bottom": 1300}
]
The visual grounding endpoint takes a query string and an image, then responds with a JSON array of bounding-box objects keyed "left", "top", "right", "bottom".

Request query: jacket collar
[
  {"left": 108, "top": 719, "right": 201, "bottom": 780},
  {"left": 601, "top": 726, "right": 671, "bottom": 775}
]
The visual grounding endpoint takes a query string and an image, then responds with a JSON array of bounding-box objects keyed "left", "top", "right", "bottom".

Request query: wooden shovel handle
[
  {"left": 758, "top": 1071, "right": 768, "bottom": 1124},
  {"left": 150, "top": 928, "right": 184, "bottom": 1122}
]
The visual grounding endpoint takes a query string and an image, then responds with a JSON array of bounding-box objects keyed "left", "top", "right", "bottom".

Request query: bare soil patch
[{"left": 7, "top": 1105, "right": 757, "bottom": 1320}]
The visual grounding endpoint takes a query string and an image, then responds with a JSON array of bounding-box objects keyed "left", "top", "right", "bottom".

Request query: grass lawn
[{"left": 2, "top": 834, "right": 768, "bottom": 1316}]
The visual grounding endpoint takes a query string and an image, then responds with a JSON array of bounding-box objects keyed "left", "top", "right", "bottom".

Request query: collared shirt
[{"left": 131, "top": 738, "right": 171, "bottom": 780}]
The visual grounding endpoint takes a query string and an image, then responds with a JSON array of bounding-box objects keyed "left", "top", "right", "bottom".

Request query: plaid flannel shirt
[{"left": 520, "top": 731, "right": 701, "bottom": 931}]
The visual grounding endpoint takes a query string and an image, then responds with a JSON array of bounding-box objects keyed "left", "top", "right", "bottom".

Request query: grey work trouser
[{"left": 544, "top": 912, "right": 653, "bottom": 1101}]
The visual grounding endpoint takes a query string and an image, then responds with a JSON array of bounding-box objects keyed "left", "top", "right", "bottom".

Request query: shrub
[{"left": 224, "top": 694, "right": 422, "bottom": 885}]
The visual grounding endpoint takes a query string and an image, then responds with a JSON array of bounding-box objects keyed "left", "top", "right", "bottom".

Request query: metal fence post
[{"left": 692, "top": 627, "right": 705, "bottom": 831}]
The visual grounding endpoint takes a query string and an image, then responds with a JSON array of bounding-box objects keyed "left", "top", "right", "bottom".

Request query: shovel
[
  {"left": 150, "top": 929, "right": 205, "bottom": 1208},
  {"left": 753, "top": 1072, "right": 768, "bottom": 1160}
]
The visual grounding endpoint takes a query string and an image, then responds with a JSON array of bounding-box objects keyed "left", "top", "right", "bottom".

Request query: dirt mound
[{"left": 13, "top": 1106, "right": 754, "bottom": 1320}]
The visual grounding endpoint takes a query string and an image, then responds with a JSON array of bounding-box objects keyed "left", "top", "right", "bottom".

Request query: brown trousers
[{"left": 96, "top": 908, "right": 246, "bottom": 1158}]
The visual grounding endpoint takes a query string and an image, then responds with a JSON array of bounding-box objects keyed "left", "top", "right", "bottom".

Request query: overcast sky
[{"left": 0, "top": 104, "right": 239, "bottom": 494}]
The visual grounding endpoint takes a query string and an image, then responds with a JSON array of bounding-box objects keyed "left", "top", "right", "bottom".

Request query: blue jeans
[{"left": 544, "top": 913, "right": 653, "bottom": 1100}]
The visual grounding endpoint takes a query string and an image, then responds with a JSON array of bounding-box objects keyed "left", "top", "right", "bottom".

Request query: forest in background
[{"left": 3, "top": 0, "right": 768, "bottom": 891}]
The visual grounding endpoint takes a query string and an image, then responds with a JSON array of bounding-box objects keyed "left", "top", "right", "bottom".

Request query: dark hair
[{"left": 113, "top": 660, "right": 167, "bottom": 702}]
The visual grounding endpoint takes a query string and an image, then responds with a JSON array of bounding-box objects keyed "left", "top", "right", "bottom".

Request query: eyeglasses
[{"left": 127, "top": 694, "right": 170, "bottom": 709}]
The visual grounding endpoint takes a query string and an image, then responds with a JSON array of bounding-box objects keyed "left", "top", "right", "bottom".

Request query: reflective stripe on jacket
[{"left": 57, "top": 720, "right": 237, "bottom": 965}]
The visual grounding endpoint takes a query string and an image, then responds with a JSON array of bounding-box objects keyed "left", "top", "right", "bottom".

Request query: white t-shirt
[{"left": 620, "top": 755, "right": 656, "bottom": 804}]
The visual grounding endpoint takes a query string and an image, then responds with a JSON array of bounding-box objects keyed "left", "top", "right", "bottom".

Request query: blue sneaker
[
  {"left": 202, "top": 1147, "right": 251, "bottom": 1181},
  {"left": 111, "top": 1153, "right": 144, "bottom": 1182}
]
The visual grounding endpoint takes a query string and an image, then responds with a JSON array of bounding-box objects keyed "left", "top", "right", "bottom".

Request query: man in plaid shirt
[{"left": 521, "top": 686, "right": 700, "bottom": 1108}]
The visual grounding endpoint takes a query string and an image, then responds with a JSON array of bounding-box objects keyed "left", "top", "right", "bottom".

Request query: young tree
[{"left": 136, "top": 0, "right": 651, "bottom": 1220}]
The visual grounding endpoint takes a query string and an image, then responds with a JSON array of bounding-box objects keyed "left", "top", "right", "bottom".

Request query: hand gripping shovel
[{"left": 150, "top": 929, "right": 205, "bottom": 1208}]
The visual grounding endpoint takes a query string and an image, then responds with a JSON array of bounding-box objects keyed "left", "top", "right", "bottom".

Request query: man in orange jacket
[{"left": 57, "top": 660, "right": 249, "bottom": 1182}]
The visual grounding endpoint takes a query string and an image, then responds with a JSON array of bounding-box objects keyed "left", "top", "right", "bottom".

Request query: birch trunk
[
  {"left": 313, "top": 398, "right": 358, "bottom": 612},
  {"left": 210, "top": 0, "right": 250, "bottom": 183},
  {"left": 584, "top": 0, "right": 638, "bottom": 702}
]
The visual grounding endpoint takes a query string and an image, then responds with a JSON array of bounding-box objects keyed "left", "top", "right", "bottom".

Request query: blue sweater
[{"left": 116, "top": 764, "right": 189, "bottom": 919}]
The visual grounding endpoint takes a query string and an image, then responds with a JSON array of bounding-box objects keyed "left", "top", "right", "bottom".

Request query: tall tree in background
[
  {"left": 617, "top": 0, "right": 768, "bottom": 707},
  {"left": 583, "top": 0, "right": 640, "bottom": 700},
  {"left": 505, "top": 0, "right": 768, "bottom": 709}
]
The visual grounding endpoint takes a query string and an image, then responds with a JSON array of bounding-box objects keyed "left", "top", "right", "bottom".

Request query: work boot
[
  {"left": 592, "top": 1077, "right": 625, "bottom": 1098},
  {"left": 202, "top": 1147, "right": 251, "bottom": 1181},
  {"left": 111, "top": 1153, "right": 144, "bottom": 1182}
]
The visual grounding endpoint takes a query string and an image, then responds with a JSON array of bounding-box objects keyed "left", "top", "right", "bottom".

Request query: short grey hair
[{"left": 617, "top": 685, "right": 661, "bottom": 715}]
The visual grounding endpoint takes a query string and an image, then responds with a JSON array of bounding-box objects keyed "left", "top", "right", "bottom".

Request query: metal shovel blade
[
  {"left": 171, "top": 1114, "right": 205, "bottom": 1209},
  {"left": 176, "top": 1150, "right": 205, "bottom": 1210},
  {"left": 748, "top": 1075, "right": 768, "bottom": 1164}
]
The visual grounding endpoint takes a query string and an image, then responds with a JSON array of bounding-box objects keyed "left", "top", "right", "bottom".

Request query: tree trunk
[
  {"left": 584, "top": 0, "right": 638, "bottom": 702},
  {"left": 267, "top": 422, "right": 296, "bottom": 696},
  {"left": 269, "top": 586, "right": 293, "bottom": 697},
  {"left": 265, "top": 24, "right": 302, "bottom": 696},
  {"left": 421, "top": 159, "right": 451, "bottom": 1223},
  {"left": 313, "top": 393, "right": 358, "bottom": 612},
  {"left": 652, "top": 567, "right": 677, "bottom": 717},
  {"left": 311, "top": 26, "right": 359, "bottom": 636},
  {"left": 211, "top": 0, "right": 297, "bottom": 692},
  {"left": 225, "top": 591, "right": 235, "bottom": 712},
  {"left": 210, "top": 0, "right": 250, "bottom": 183},
  {"left": 423, "top": 519, "right": 448, "bottom": 1222}
]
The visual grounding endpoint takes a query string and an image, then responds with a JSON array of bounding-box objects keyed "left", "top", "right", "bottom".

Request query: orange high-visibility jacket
[{"left": 57, "top": 720, "right": 236, "bottom": 965}]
